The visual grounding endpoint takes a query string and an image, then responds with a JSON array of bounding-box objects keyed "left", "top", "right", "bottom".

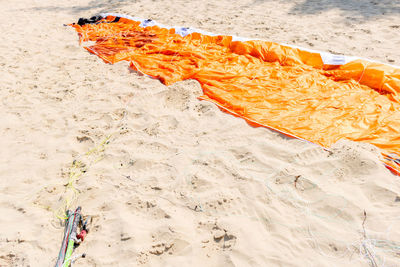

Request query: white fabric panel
[{"left": 99, "top": 13, "right": 399, "bottom": 68}]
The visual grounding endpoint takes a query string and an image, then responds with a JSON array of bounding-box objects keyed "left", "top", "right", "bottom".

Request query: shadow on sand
[
  {"left": 17, "top": 0, "right": 131, "bottom": 15},
  {"left": 254, "top": 0, "right": 400, "bottom": 21}
]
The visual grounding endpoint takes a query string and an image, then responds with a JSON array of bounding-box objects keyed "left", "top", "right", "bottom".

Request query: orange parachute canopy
[{"left": 70, "top": 15, "right": 400, "bottom": 174}]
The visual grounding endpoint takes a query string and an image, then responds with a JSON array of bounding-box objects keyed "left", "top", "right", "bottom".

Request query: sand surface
[{"left": 1, "top": 0, "right": 400, "bottom": 266}]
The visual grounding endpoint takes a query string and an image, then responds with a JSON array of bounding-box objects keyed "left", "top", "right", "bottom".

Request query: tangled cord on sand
[{"left": 33, "top": 90, "right": 137, "bottom": 221}]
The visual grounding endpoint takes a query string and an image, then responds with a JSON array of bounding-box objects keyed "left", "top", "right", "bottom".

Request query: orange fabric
[{"left": 71, "top": 16, "right": 400, "bottom": 174}]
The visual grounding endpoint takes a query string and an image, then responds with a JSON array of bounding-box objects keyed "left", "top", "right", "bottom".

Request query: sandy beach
[{"left": 1, "top": 0, "right": 400, "bottom": 266}]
